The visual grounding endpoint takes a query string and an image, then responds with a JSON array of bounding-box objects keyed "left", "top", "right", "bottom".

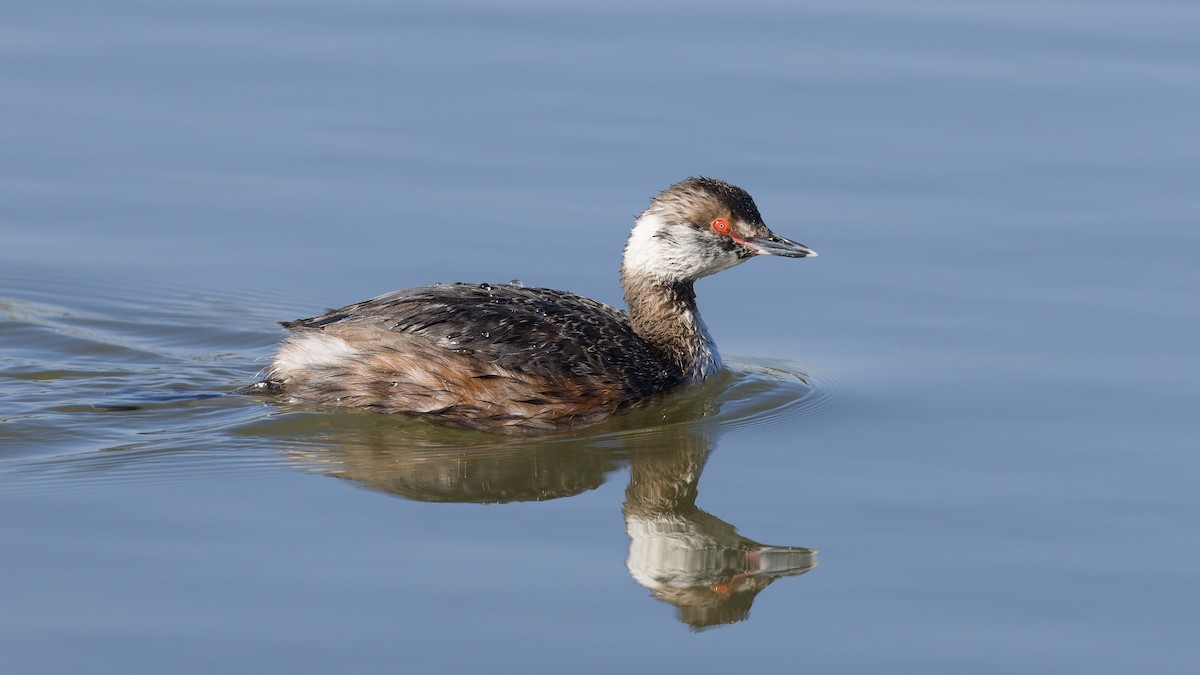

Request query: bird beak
[{"left": 744, "top": 232, "right": 818, "bottom": 258}]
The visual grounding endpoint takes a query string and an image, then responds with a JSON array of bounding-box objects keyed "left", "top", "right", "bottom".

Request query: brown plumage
[{"left": 254, "top": 177, "right": 816, "bottom": 433}]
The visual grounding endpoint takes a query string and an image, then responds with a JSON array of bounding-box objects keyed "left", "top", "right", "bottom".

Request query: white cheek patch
[
  {"left": 272, "top": 332, "right": 359, "bottom": 381},
  {"left": 623, "top": 213, "right": 673, "bottom": 277},
  {"left": 624, "top": 213, "right": 747, "bottom": 282}
]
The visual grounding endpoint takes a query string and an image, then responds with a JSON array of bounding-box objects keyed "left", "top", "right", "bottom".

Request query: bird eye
[{"left": 711, "top": 219, "right": 731, "bottom": 234}]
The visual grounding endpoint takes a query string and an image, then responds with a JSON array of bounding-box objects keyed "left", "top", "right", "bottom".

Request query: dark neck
[{"left": 620, "top": 269, "right": 720, "bottom": 381}]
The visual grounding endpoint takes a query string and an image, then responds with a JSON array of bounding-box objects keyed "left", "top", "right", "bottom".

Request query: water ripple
[{"left": 2, "top": 264, "right": 847, "bottom": 492}]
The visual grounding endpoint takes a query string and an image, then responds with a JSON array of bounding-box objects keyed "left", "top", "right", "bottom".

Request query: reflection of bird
[
  {"left": 254, "top": 178, "right": 816, "bottom": 432},
  {"left": 271, "top": 374, "right": 816, "bottom": 630},
  {"left": 624, "top": 441, "right": 816, "bottom": 631}
]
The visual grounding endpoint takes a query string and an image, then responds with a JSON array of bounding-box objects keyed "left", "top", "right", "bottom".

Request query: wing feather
[{"left": 284, "top": 283, "right": 678, "bottom": 397}]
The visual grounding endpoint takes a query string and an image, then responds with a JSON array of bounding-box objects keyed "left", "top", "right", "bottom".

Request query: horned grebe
[{"left": 256, "top": 177, "right": 816, "bottom": 432}]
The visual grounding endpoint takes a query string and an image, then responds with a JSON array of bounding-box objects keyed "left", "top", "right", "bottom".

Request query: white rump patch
[{"left": 271, "top": 333, "right": 359, "bottom": 381}]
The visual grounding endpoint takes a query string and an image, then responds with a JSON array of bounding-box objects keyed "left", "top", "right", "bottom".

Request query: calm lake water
[{"left": 2, "top": 0, "right": 1198, "bottom": 672}]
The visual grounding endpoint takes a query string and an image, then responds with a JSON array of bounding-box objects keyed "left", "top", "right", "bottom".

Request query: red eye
[{"left": 712, "top": 219, "right": 731, "bottom": 234}]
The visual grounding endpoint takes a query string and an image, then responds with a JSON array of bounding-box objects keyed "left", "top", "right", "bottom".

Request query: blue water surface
[{"left": 2, "top": 1, "right": 1198, "bottom": 673}]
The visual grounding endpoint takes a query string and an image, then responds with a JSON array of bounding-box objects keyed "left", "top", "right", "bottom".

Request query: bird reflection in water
[
  {"left": 623, "top": 439, "right": 815, "bottom": 629},
  {"left": 272, "top": 371, "right": 816, "bottom": 630}
]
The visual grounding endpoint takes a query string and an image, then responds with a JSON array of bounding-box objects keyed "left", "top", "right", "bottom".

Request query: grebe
[{"left": 256, "top": 177, "right": 816, "bottom": 432}]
